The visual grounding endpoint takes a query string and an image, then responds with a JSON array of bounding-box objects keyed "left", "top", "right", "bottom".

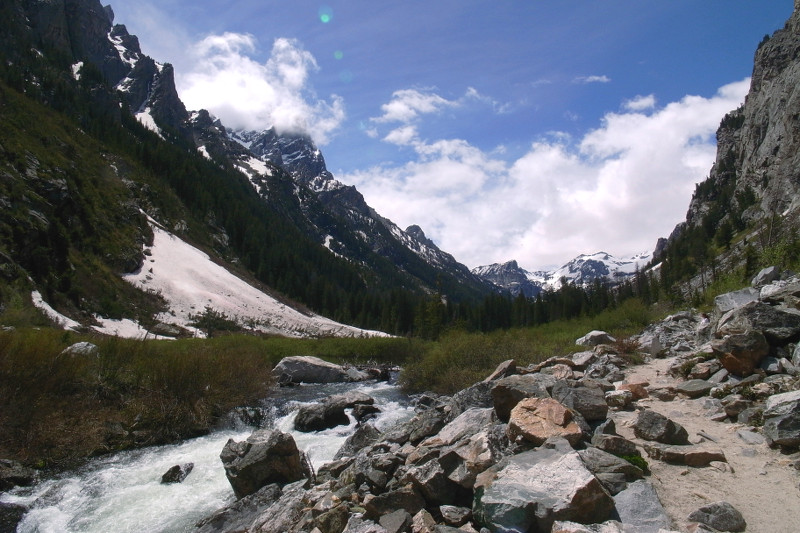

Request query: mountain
[
  {"left": 473, "top": 251, "right": 653, "bottom": 297},
  {"left": 0, "top": 0, "right": 495, "bottom": 338},
  {"left": 654, "top": 2, "right": 800, "bottom": 294}
]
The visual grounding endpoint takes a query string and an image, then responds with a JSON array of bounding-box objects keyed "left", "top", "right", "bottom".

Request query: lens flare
[
  {"left": 334, "top": 50, "right": 344, "bottom": 60},
  {"left": 318, "top": 6, "right": 333, "bottom": 23}
]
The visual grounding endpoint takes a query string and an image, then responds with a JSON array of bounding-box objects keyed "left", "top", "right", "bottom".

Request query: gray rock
[
  {"left": 591, "top": 434, "right": 639, "bottom": 458},
  {"left": 578, "top": 446, "right": 644, "bottom": 495},
  {"left": 248, "top": 481, "right": 313, "bottom": 532},
  {"left": 364, "top": 485, "right": 425, "bottom": 521},
  {"left": 751, "top": 266, "right": 780, "bottom": 287},
  {"left": 195, "top": 483, "right": 283, "bottom": 533},
  {"left": 551, "top": 381, "right": 609, "bottom": 422},
  {"left": 613, "top": 480, "right": 671, "bottom": 533},
  {"left": 403, "top": 457, "right": 468, "bottom": 507},
  {"left": 634, "top": 409, "right": 690, "bottom": 444},
  {"left": 0, "top": 459, "right": 36, "bottom": 491},
  {"left": 343, "top": 515, "right": 389, "bottom": 533},
  {"left": 491, "top": 374, "right": 553, "bottom": 422},
  {"left": 762, "top": 390, "right": 800, "bottom": 447},
  {"left": 483, "top": 359, "right": 517, "bottom": 382},
  {"left": 735, "top": 429, "right": 766, "bottom": 445},
  {"left": 0, "top": 501, "right": 27, "bottom": 533},
  {"left": 447, "top": 381, "right": 494, "bottom": 420},
  {"left": 59, "top": 341, "right": 99, "bottom": 357},
  {"left": 294, "top": 391, "right": 375, "bottom": 432},
  {"left": 759, "top": 356, "right": 783, "bottom": 375},
  {"left": 160, "top": 462, "right": 193, "bottom": 484},
  {"left": 272, "top": 355, "right": 368, "bottom": 384},
  {"left": 551, "top": 521, "right": 625, "bottom": 533},
  {"left": 687, "top": 501, "right": 746, "bottom": 532},
  {"left": 716, "top": 301, "right": 800, "bottom": 344},
  {"left": 439, "top": 505, "right": 471, "bottom": 526},
  {"left": 676, "top": 379, "right": 714, "bottom": 399},
  {"left": 576, "top": 330, "right": 616, "bottom": 347},
  {"left": 605, "top": 389, "right": 634, "bottom": 409},
  {"left": 334, "top": 423, "right": 382, "bottom": 460},
  {"left": 473, "top": 439, "right": 614, "bottom": 532},
  {"left": 423, "top": 407, "right": 494, "bottom": 447},
  {"left": 379, "top": 509, "right": 412, "bottom": 533},
  {"left": 643, "top": 443, "right": 726, "bottom": 467},
  {"left": 714, "top": 288, "right": 760, "bottom": 315},
  {"left": 220, "top": 429, "right": 305, "bottom": 499}
]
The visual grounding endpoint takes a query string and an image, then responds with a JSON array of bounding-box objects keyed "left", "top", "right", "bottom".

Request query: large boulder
[
  {"left": 272, "top": 355, "right": 368, "bottom": 384},
  {"left": 716, "top": 301, "right": 800, "bottom": 344},
  {"left": 294, "top": 391, "right": 375, "bottom": 432},
  {"left": 577, "top": 447, "right": 644, "bottom": 495},
  {"left": 713, "top": 288, "right": 760, "bottom": 315},
  {"left": 473, "top": 438, "right": 614, "bottom": 532},
  {"left": 576, "top": 330, "right": 616, "bottom": 347},
  {"left": 613, "top": 480, "right": 671, "bottom": 533},
  {"left": 220, "top": 429, "right": 306, "bottom": 499},
  {"left": 762, "top": 390, "right": 800, "bottom": 447},
  {"left": 551, "top": 381, "right": 609, "bottom": 422},
  {"left": 491, "top": 374, "right": 553, "bottom": 422},
  {"left": 195, "top": 483, "right": 283, "bottom": 533},
  {"left": 710, "top": 331, "right": 770, "bottom": 377},
  {"left": 633, "top": 409, "right": 689, "bottom": 445},
  {"left": 507, "top": 397, "right": 584, "bottom": 446}
]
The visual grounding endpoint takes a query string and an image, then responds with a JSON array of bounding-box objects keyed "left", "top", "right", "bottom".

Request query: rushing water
[{"left": 1, "top": 379, "right": 413, "bottom": 533}]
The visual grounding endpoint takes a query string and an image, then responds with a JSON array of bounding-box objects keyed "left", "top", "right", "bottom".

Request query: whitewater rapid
[{"left": 1, "top": 379, "right": 413, "bottom": 533}]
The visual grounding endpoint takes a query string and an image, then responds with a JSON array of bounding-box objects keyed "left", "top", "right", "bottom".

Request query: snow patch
[
  {"left": 123, "top": 221, "right": 389, "bottom": 338},
  {"left": 31, "top": 291, "right": 81, "bottom": 330},
  {"left": 136, "top": 108, "right": 164, "bottom": 138},
  {"left": 91, "top": 316, "right": 169, "bottom": 340},
  {"left": 198, "top": 146, "right": 211, "bottom": 160},
  {"left": 71, "top": 61, "right": 83, "bottom": 80}
]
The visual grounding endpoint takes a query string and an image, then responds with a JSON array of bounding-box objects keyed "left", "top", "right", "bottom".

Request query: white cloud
[
  {"left": 574, "top": 75, "right": 612, "bottom": 84},
  {"left": 624, "top": 94, "right": 657, "bottom": 111},
  {"left": 179, "top": 34, "right": 344, "bottom": 143},
  {"left": 341, "top": 79, "right": 750, "bottom": 270},
  {"left": 372, "top": 88, "right": 458, "bottom": 124}
]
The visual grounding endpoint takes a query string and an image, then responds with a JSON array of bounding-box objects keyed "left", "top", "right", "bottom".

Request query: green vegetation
[
  {"left": 0, "top": 324, "right": 418, "bottom": 467},
  {"left": 400, "top": 298, "right": 661, "bottom": 394}
]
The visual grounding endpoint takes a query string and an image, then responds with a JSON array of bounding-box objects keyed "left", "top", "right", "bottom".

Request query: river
[{"left": 1, "top": 378, "right": 414, "bottom": 533}]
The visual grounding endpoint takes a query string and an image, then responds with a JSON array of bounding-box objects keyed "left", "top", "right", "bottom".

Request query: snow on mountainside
[
  {"left": 473, "top": 251, "right": 653, "bottom": 296},
  {"left": 124, "top": 220, "right": 389, "bottom": 339}
]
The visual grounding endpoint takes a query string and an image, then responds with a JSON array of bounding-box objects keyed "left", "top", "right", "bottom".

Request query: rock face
[
  {"left": 272, "top": 356, "right": 368, "bottom": 384},
  {"left": 220, "top": 429, "right": 306, "bottom": 499}
]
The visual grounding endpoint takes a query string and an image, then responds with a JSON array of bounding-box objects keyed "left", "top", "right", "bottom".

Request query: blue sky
[{"left": 112, "top": 1, "right": 792, "bottom": 270}]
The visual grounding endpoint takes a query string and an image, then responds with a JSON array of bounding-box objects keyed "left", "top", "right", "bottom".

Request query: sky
[{"left": 110, "top": 1, "right": 793, "bottom": 270}]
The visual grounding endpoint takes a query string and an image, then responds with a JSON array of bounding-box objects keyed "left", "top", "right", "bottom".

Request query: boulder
[
  {"left": 294, "top": 391, "right": 375, "bottom": 432},
  {"left": 590, "top": 434, "right": 639, "bottom": 458},
  {"left": 491, "top": 374, "right": 553, "bottom": 422},
  {"left": 687, "top": 501, "right": 746, "bottom": 532},
  {"left": 604, "top": 389, "right": 633, "bottom": 409},
  {"left": 507, "top": 397, "right": 584, "bottom": 446},
  {"left": 676, "top": 379, "right": 715, "bottom": 399},
  {"left": 551, "top": 381, "right": 609, "bottom": 422},
  {"left": 363, "top": 484, "right": 425, "bottom": 521},
  {"left": 439, "top": 427, "right": 505, "bottom": 488},
  {"left": 751, "top": 266, "right": 780, "bottom": 287},
  {"left": 334, "top": 423, "right": 381, "bottom": 460},
  {"left": 0, "top": 459, "right": 36, "bottom": 491},
  {"left": 272, "top": 355, "right": 368, "bottom": 384},
  {"left": 617, "top": 382, "right": 649, "bottom": 400},
  {"left": 403, "top": 457, "right": 469, "bottom": 507},
  {"left": 633, "top": 409, "right": 689, "bottom": 445},
  {"left": 379, "top": 509, "right": 412, "bottom": 533},
  {"left": 447, "top": 381, "right": 494, "bottom": 421},
  {"left": 59, "top": 341, "right": 99, "bottom": 357},
  {"left": 195, "top": 483, "right": 283, "bottom": 533},
  {"left": 716, "top": 301, "right": 800, "bottom": 344},
  {"left": 483, "top": 359, "right": 516, "bottom": 382},
  {"left": 710, "top": 331, "right": 770, "bottom": 377},
  {"left": 613, "top": 480, "right": 671, "bottom": 533},
  {"left": 473, "top": 439, "right": 614, "bottom": 533},
  {"left": 220, "top": 429, "right": 305, "bottom": 499},
  {"left": 762, "top": 390, "right": 800, "bottom": 447},
  {"left": 576, "top": 330, "right": 616, "bottom": 347},
  {"left": 643, "top": 443, "right": 726, "bottom": 467},
  {"left": 422, "top": 407, "right": 494, "bottom": 447},
  {"left": 160, "top": 462, "right": 194, "bottom": 484},
  {"left": 713, "top": 288, "right": 760, "bottom": 315},
  {"left": 0, "top": 502, "right": 27, "bottom": 533},
  {"left": 578, "top": 446, "right": 644, "bottom": 495}
]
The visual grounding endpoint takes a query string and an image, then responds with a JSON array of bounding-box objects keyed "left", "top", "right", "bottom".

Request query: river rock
[
  {"left": 633, "top": 409, "right": 689, "bottom": 445},
  {"left": 710, "top": 331, "right": 770, "bottom": 377},
  {"left": 195, "top": 483, "right": 283, "bottom": 533},
  {"left": 507, "top": 397, "right": 584, "bottom": 446},
  {"left": 491, "top": 374, "right": 553, "bottom": 422},
  {"left": 0, "top": 459, "right": 36, "bottom": 491},
  {"left": 687, "top": 501, "right": 746, "bottom": 532},
  {"left": 220, "top": 429, "right": 305, "bottom": 499},
  {"left": 576, "top": 330, "right": 616, "bottom": 347},
  {"left": 272, "top": 355, "right": 368, "bottom": 384},
  {"left": 295, "top": 391, "right": 375, "bottom": 432},
  {"left": 613, "top": 479, "right": 671, "bottom": 533},
  {"left": 473, "top": 438, "right": 614, "bottom": 532},
  {"left": 551, "top": 381, "right": 609, "bottom": 422},
  {"left": 160, "top": 462, "right": 194, "bottom": 484}
]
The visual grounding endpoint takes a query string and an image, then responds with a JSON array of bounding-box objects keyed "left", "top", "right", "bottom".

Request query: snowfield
[{"left": 123, "top": 221, "right": 390, "bottom": 338}]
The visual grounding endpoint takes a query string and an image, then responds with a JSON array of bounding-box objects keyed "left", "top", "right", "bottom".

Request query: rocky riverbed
[{"left": 185, "top": 267, "right": 800, "bottom": 533}]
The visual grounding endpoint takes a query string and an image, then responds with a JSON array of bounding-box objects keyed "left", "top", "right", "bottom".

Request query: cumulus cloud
[
  {"left": 574, "top": 75, "right": 612, "bottom": 84},
  {"left": 341, "top": 79, "right": 750, "bottom": 270},
  {"left": 179, "top": 33, "right": 344, "bottom": 143}
]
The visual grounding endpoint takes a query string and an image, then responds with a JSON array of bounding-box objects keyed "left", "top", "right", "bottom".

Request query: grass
[
  {"left": 400, "top": 298, "right": 664, "bottom": 394},
  {"left": 0, "top": 326, "right": 419, "bottom": 469}
]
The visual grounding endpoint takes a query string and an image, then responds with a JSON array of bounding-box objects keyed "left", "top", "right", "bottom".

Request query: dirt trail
[{"left": 612, "top": 356, "right": 800, "bottom": 533}]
